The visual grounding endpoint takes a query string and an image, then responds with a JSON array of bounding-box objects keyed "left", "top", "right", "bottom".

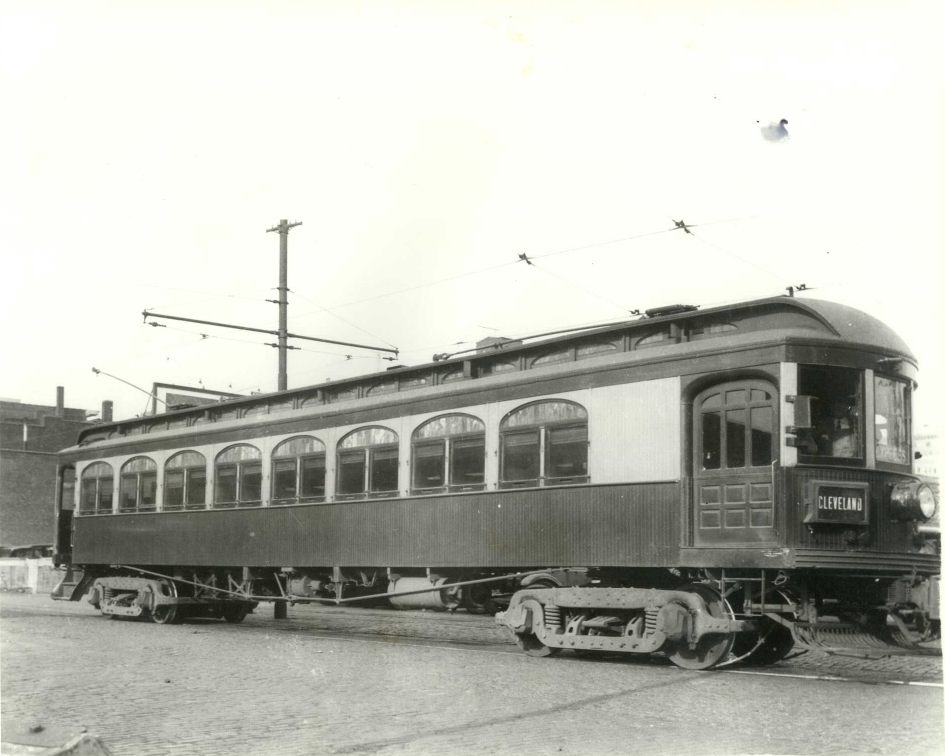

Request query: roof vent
[{"left": 644, "top": 304, "right": 699, "bottom": 319}]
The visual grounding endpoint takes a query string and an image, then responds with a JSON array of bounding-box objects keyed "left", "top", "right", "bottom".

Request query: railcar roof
[
  {"left": 791, "top": 298, "right": 914, "bottom": 361},
  {"left": 72, "top": 295, "right": 914, "bottom": 448}
]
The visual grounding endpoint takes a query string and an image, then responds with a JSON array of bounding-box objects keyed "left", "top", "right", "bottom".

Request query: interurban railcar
[{"left": 52, "top": 296, "right": 939, "bottom": 668}]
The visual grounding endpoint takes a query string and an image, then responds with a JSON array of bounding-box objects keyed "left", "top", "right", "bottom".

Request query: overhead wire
[
  {"left": 147, "top": 322, "right": 356, "bottom": 358},
  {"left": 287, "top": 288, "right": 397, "bottom": 349},
  {"left": 520, "top": 258, "right": 636, "bottom": 315},
  {"left": 132, "top": 282, "right": 275, "bottom": 304},
  {"left": 687, "top": 230, "right": 789, "bottom": 284},
  {"left": 289, "top": 258, "right": 521, "bottom": 320}
]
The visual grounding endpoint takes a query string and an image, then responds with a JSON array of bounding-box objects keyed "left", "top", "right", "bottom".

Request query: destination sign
[{"left": 809, "top": 483, "right": 870, "bottom": 524}]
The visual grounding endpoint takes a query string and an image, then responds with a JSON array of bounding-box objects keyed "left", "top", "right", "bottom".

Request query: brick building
[{"left": 0, "top": 388, "right": 99, "bottom": 547}]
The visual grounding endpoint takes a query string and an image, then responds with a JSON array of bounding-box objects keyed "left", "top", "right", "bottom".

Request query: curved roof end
[{"left": 795, "top": 298, "right": 916, "bottom": 363}]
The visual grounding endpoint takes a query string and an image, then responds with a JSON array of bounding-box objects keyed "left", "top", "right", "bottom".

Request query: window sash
[
  {"left": 98, "top": 479, "right": 113, "bottom": 513},
  {"left": 299, "top": 456, "right": 326, "bottom": 500},
  {"left": 501, "top": 430, "right": 540, "bottom": 485},
  {"left": 874, "top": 376, "right": 911, "bottom": 467},
  {"left": 80, "top": 479, "right": 97, "bottom": 513},
  {"left": 164, "top": 471, "right": 185, "bottom": 510},
  {"left": 337, "top": 451, "right": 366, "bottom": 495},
  {"left": 369, "top": 446, "right": 399, "bottom": 494},
  {"left": 139, "top": 472, "right": 157, "bottom": 511},
  {"left": 119, "top": 474, "right": 138, "bottom": 512},
  {"left": 239, "top": 462, "right": 262, "bottom": 506},
  {"left": 545, "top": 425, "right": 588, "bottom": 482},
  {"left": 450, "top": 438, "right": 485, "bottom": 490},
  {"left": 215, "top": 466, "right": 238, "bottom": 506},
  {"left": 412, "top": 441, "right": 445, "bottom": 491},
  {"left": 272, "top": 459, "right": 298, "bottom": 501},
  {"left": 186, "top": 469, "right": 207, "bottom": 509}
]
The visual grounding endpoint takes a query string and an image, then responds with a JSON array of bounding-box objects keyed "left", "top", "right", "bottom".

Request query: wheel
[
  {"left": 665, "top": 584, "right": 734, "bottom": 670},
  {"left": 222, "top": 602, "right": 251, "bottom": 624},
  {"left": 513, "top": 632, "right": 560, "bottom": 657},
  {"left": 147, "top": 581, "right": 181, "bottom": 625},
  {"left": 462, "top": 584, "right": 499, "bottom": 615},
  {"left": 510, "top": 598, "right": 560, "bottom": 657},
  {"left": 740, "top": 622, "right": 795, "bottom": 666}
]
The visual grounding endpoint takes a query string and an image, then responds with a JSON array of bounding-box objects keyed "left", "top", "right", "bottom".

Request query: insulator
[{"left": 544, "top": 605, "right": 562, "bottom": 629}]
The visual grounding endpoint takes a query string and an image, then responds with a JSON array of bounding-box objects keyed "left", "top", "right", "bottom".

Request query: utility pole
[
  {"left": 267, "top": 219, "right": 302, "bottom": 391},
  {"left": 142, "top": 218, "right": 398, "bottom": 393}
]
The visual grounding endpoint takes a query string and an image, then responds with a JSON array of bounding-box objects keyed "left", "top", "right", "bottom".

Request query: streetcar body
[{"left": 52, "top": 296, "right": 939, "bottom": 664}]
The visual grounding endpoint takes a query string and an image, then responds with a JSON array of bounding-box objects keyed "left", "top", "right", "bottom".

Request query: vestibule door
[{"left": 693, "top": 381, "right": 778, "bottom": 546}]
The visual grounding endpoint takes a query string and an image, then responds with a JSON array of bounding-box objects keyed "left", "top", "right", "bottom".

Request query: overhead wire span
[
  {"left": 687, "top": 230, "right": 789, "bottom": 284},
  {"left": 289, "top": 258, "right": 520, "bottom": 321},
  {"left": 287, "top": 288, "right": 397, "bottom": 350},
  {"left": 270, "top": 217, "right": 764, "bottom": 323},
  {"left": 521, "top": 258, "right": 636, "bottom": 315},
  {"left": 133, "top": 282, "right": 274, "bottom": 305},
  {"left": 150, "top": 322, "right": 358, "bottom": 358}
]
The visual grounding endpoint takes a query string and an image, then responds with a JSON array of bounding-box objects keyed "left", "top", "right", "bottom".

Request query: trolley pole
[{"left": 267, "top": 219, "right": 302, "bottom": 391}]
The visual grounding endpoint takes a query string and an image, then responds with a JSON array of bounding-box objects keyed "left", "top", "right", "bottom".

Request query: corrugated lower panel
[
  {"left": 784, "top": 467, "right": 929, "bottom": 555},
  {"left": 792, "top": 549, "right": 940, "bottom": 572},
  {"left": 71, "top": 482, "right": 680, "bottom": 569}
]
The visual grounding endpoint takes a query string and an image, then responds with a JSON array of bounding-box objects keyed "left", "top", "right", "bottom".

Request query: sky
[{"left": 0, "top": 0, "right": 941, "bottom": 426}]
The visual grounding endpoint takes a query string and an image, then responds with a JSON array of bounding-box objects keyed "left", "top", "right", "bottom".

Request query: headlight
[
  {"left": 890, "top": 481, "right": 938, "bottom": 521},
  {"left": 918, "top": 484, "right": 938, "bottom": 520}
]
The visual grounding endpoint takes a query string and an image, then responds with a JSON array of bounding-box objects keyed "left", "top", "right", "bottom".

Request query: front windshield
[
  {"left": 798, "top": 366, "right": 863, "bottom": 458},
  {"left": 874, "top": 376, "right": 910, "bottom": 465}
]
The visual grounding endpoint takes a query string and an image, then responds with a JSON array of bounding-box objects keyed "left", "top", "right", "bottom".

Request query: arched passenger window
[
  {"left": 366, "top": 381, "right": 397, "bottom": 396},
  {"left": 164, "top": 451, "right": 207, "bottom": 511},
  {"left": 576, "top": 341, "right": 619, "bottom": 360},
  {"left": 272, "top": 436, "right": 326, "bottom": 505},
  {"left": 635, "top": 330, "right": 668, "bottom": 349},
  {"left": 80, "top": 462, "right": 114, "bottom": 515},
  {"left": 439, "top": 369, "right": 465, "bottom": 384},
  {"left": 215, "top": 444, "right": 262, "bottom": 508},
  {"left": 483, "top": 360, "right": 518, "bottom": 375},
  {"left": 119, "top": 457, "right": 158, "bottom": 513},
  {"left": 531, "top": 350, "right": 572, "bottom": 368},
  {"left": 412, "top": 414, "right": 485, "bottom": 494},
  {"left": 336, "top": 427, "right": 399, "bottom": 499},
  {"left": 500, "top": 400, "right": 588, "bottom": 488}
]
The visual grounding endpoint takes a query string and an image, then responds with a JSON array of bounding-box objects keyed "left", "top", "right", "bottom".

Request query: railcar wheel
[
  {"left": 513, "top": 632, "right": 560, "bottom": 657},
  {"left": 222, "top": 602, "right": 251, "bottom": 624},
  {"left": 510, "top": 597, "right": 560, "bottom": 657},
  {"left": 665, "top": 584, "right": 734, "bottom": 671},
  {"left": 147, "top": 581, "right": 181, "bottom": 625},
  {"left": 740, "top": 622, "right": 795, "bottom": 666},
  {"left": 462, "top": 584, "right": 499, "bottom": 615}
]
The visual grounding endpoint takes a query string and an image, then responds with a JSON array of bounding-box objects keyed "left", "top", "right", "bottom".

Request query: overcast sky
[{"left": 1, "top": 0, "right": 940, "bottom": 424}]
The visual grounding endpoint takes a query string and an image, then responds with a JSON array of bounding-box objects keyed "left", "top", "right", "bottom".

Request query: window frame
[
  {"left": 410, "top": 414, "right": 486, "bottom": 495},
  {"left": 163, "top": 451, "right": 207, "bottom": 511},
  {"left": 499, "top": 401, "right": 589, "bottom": 489},
  {"left": 214, "top": 445, "right": 263, "bottom": 508},
  {"left": 873, "top": 373, "right": 912, "bottom": 472},
  {"left": 797, "top": 365, "right": 866, "bottom": 467},
  {"left": 335, "top": 427, "right": 400, "bottom": 501},
  {"left": 271, "top": 436, "right": 327, "bottom": 506},
  {"left": 79, "top": 462, "right": 114, "bottom": 516},
  {"left": 118, "top": 457, "right": 157, "bottom": 514}
]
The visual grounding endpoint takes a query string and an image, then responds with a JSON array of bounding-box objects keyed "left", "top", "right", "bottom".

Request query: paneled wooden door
[{"left": 693, "top": 381, "right": 778, "bottom": 546}]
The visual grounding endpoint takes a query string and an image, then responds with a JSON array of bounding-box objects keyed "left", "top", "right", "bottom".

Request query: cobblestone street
[{"left": 2, "top": 593, "right": 942, "bottom": 756}]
